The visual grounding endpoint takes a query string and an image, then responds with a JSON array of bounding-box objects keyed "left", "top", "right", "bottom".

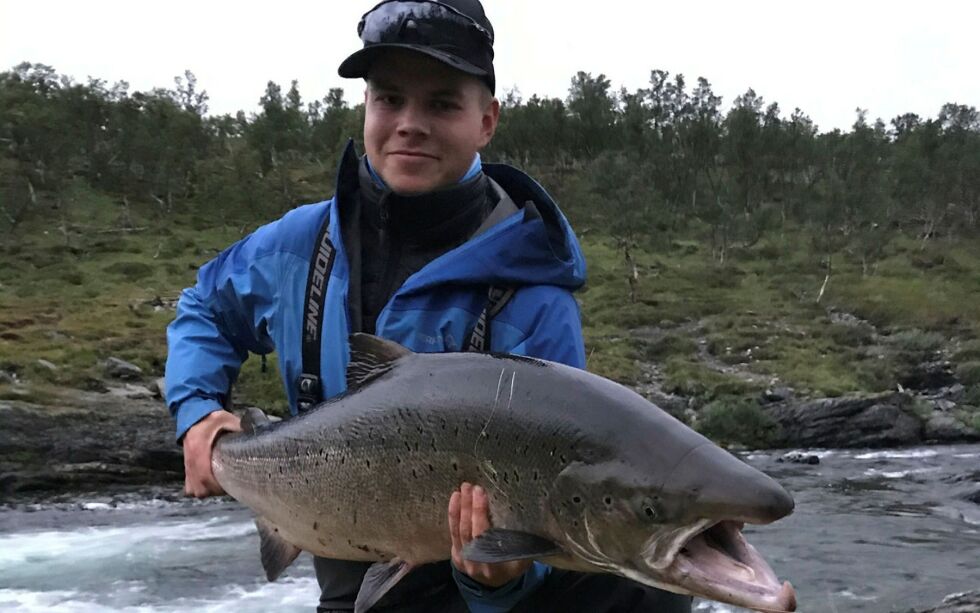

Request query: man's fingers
[
  {"left": 459, "top": 482, "right": 473, "bottom": 543},
  {"left": 448, "top": 490, "right": 462, "bottom": 554},
  {"left": 471, "top": 485, "right": 491, "bottom": 537}
]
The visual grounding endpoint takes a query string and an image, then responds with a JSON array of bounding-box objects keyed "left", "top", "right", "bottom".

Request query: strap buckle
[{"left": 297, "top": 374, "right": 321, "bottom": 412}]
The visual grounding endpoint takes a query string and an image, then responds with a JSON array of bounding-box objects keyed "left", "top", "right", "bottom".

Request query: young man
[{"left": 166, "top": 1, "right": 692, "bottom": 611}]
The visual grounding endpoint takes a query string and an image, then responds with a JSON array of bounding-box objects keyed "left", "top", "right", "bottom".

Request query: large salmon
[{"left": 213, "top": 334, "right": 797, "bottom": 612}]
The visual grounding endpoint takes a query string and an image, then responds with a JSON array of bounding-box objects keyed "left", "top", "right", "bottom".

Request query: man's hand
[
  {"left": 449, "top": 482, "right": 532, "bottom": 588},
  {"left": 182, "top": 410, "right": 241, "bottom": 498}
]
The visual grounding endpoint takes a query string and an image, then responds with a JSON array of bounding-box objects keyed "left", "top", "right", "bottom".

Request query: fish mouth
[{"left": 658, "top": 520, "right": 796, "bottom": 612}]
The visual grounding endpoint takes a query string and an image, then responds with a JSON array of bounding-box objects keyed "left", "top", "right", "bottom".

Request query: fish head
[{"left": 548, "top": 446, "right": 797, "bottom": 612}]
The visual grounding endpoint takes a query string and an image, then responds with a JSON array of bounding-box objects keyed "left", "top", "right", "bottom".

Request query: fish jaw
[{"left": 631, "top": 520, "right": 797, "bottom": 612}]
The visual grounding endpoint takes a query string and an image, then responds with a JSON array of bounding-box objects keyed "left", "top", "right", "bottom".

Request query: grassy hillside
[{"left": 2, "top": 182, "right": 979, "bottom": 435}]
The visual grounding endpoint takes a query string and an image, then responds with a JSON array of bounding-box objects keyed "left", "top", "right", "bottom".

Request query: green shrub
[
  {"left": 954, "top": 340, "right": 980, "bottom": 363},
  {"left": 698, "top": 398, "right": 779, "bottom": 448},
  {"left": 641, "top": 333, "right": 697, "bottom": 361},
  {"left": 59, "top": 267, "right": 86, "bottom": 285},
  {"left": 964, "top": 384, "right": 980, "bottom": 406},
  {"left": 102, "top": 261, "right": 154, "bottom": 281},
  {"left": 955, "top": 361, "right": 980, "bottom": 386},
  {"left": 885, "top": 329, "right": 945, "bottom": 354}
]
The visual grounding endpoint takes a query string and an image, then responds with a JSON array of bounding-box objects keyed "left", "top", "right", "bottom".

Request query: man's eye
[
  {"left": 376, "top": 95, "right": 400, "bottom": 106},
  {"left": 432, "top": 100, "right": 459, "bottom": 111}
]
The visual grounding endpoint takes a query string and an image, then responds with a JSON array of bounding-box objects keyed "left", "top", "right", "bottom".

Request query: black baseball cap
[{"left": 338, "top": 0, "right": 496, "bottom": 94}]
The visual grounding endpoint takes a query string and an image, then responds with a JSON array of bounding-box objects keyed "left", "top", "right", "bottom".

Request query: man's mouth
[{"left": 389, "top": 150, "right": 438, "bottom": 160}]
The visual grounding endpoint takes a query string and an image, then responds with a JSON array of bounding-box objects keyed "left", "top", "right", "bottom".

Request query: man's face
[{"left": 364, "top": 51, "right": 499, "bottom": 195}]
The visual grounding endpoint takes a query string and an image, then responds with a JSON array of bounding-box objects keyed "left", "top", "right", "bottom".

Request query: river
[{"left": 1, "top": 444, "right": 977, "bottom": 612}]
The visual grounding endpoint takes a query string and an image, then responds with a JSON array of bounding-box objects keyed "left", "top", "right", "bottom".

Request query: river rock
[
  {"left": 763, "top": 386, "right": 795, "bottom": 403},
  {"left": 103, "top": 357, "right": 143, "bottom": 380},
  {"left": 149, "top": 377, "right": 167, "bottom": 400},
  {"left": 0, "top": 370, "right": 15, "bottom": 385},
  {"left": 925, "top": 414, "right": 980, "bottom": 443},
  {"left": 0, "top": 390, "right": 180, "bottom": 497},
  {"left": 765, "top": 392, "right": 923, "bottom": 448},
  {"left": 777, "top": 451, "right": 820, "bottom": 465},
  {"left": 901, "top": 590, "right": 980, "bottom": 613}
]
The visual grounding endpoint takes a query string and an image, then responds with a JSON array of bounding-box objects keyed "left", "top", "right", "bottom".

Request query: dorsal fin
[
  {"left": 347, "top": 334, "right": 412, "bottom": 390},
  {"left": 240, "top": 407, "right": 271, "bottom": 434}
]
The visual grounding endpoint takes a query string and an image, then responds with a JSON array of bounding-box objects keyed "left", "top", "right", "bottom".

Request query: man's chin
[{"left": 385, "top": 174, "right": 447, "bottom": 195}]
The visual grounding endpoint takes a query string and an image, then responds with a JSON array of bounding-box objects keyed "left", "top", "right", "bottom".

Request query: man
[{"left": 166, "top": 1, "right": 692, "bottom": 611}]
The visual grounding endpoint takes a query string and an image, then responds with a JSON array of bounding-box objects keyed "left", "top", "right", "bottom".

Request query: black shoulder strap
[
  {"left": 466, "top": 286, "right": 516, "bottom": 353},
  {"left": 297, "top": 211, "right": 336, "bottom": 412}
]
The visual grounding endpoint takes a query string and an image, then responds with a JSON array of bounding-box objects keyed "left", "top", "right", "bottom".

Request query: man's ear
[{"left": 479, "top": 97, "right": 501, "bottom": 148}]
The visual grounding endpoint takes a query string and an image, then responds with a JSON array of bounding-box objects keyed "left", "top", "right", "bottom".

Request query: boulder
[
  {"left": 777, "top": 451, "right": 820, "bottom": 465},
  {"left": 766, "top": 392, "right": 923, "bottom": 448},
  {"left": 924, "top": 414, "right": 980, "bottom": 443},
  {"left": 901, "top": 590, "right": 980, "bottom": 613},
  {"left": 763, "top": 386, "right": 795, "bottom": 403},
  {"left": 103, "top": 357, "right": 143, "bottom": 380}
]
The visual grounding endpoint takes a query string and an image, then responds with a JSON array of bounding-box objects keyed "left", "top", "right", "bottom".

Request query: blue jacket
[{"left": 165, "top": 143, "right": 588, "bottom": 611}]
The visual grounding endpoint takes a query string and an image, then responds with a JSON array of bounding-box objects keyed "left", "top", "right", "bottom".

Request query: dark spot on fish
[
  {"left": 341, "top": 456, "right": 346, "bottom": 465},
  {"left": 454, "top": 426, "right": 460, "bottom": 437},
  {"left": 428, "top": 464, "right": 435, "bottom": 472},
  {"left": 278, "top": 466, "right": 284, "bottom": 474},
  {"left": 604, "top": 496, "right": 613, "bottom": 506},
  {"left": 452, "top": 462, "right": 458, "bottom": 472},
  {"left": 404, "top": 441, "right": 412, "bottom": 452},
  {"left": 396, "top": 457, "right": 402, "bottom": 464},
  {"left": 313, "top": 521, "right": 319, "bottom": 530},
  {"left": 502, "top": 472, "right": 509, "bottom": 483},
  {"left": 366, "top": 459, "right": 371, "bottom": 468},
  {"left": 533, "top": 470, "right": 539, "bottom": 481},
  {"left": 417, "top": 426, "right": 423, "bottom": 434},
  {"left": 513, "top": 471, "right": 521, "bottom": 483},
  {"left": 412, "top": 468, "right": 418, "bottom": 479},
  {"left": 560, "top": 454, "right": 567, "bottom": 463}
]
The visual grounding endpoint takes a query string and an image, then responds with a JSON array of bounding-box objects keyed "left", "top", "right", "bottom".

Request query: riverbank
[{"left": 1, "top": 373, "right": 978, "bottom": 497}]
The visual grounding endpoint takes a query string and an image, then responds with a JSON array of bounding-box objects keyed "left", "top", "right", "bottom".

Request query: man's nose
[{"left": 396, "top": 102, "right": 429, "bottom": 137}]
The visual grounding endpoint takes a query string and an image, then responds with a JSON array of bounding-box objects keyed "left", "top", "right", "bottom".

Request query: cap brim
[{"left": 338, "top": 44, "right": 489, "bottom": 80}]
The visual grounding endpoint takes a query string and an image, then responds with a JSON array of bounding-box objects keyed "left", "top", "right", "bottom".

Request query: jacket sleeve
[
  {"left": 451, "top": 286, "right": 584, "bottom": 611},
  {"left": 165, "top": 225, "right": 285, "bottom": 441}
]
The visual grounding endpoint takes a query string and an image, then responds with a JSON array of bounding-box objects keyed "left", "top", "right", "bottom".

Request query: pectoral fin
[
  {"left": 354, "top": 559, "right": 414, "bottom": 613},
  {"left": 255, "top": 517, "right": 302, "bottom": 581},
  {"left": 462, "top": 528, "right": 563, "bottom": 563}
]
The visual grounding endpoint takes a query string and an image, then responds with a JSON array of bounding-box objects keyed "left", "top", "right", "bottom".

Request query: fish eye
[
  {"left": 603, "top": 496, "right": 613, "bottom": 506},
  {"left": 572, "top": 495, "right": 582, "bottom": 505}
]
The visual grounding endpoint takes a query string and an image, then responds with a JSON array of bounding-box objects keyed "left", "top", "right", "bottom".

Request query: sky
[{"left": 1, "top": 0, "right": 978, "bottom": 133}]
